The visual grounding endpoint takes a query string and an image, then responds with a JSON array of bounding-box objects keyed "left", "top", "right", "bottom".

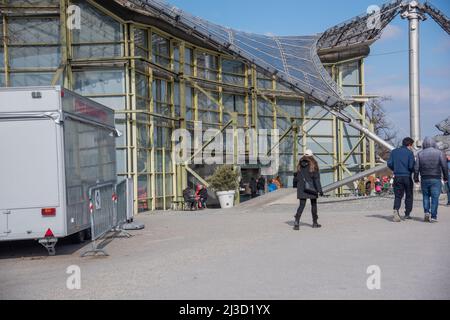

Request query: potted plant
[{"left": 207, "top": 165, "right": 240, "bottom": 209}]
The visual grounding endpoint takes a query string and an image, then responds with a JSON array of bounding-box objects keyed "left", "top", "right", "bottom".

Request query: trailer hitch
[{"left": 38, "top": 238, "right": 58, "bottom": 256}]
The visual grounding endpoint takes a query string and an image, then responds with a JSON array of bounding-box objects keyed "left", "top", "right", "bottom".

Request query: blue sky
[{"left": 167, "top": 0, "right": 450, "bottom": 139}]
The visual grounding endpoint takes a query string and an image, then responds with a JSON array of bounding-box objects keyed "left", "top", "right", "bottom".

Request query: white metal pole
[{"left": 403, "top": 1, "right": 424, "bottom": 147}]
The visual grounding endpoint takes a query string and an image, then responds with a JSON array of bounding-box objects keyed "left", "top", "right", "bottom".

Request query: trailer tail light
[
  {"left": 41, "top": 208, "right": 56, "bottom": 216},
  {"left": 44, "top": 228, "right": 54, "bottom": 238}
]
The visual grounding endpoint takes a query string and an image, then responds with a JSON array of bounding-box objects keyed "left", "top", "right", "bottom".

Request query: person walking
[
  {"left": 387, "top": 137, "right": 415, "bottom": 222},
  {"left": 414, "top": 137, "right": 448, "bottom": 222},
  {"left": 365, "top": 178, "right": 372, "bottom": 196},
  {"left": 294, "top": 150, "right": 323, "bottom": 231},
  {"left": 257, "top": 176, "right": 266, "bottom": 196},
  {"left": 250, "top": 177, "right": 258, "bottom": 198}
]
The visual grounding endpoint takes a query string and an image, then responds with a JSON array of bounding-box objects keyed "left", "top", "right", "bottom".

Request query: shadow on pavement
[
  {"left": 366, "top": 214, "right": 426, "bottom": 223},
  {"left": 285, "top": 220, "right": 312, "bottom": 228},
  {"left": 0, "top": 237, "right": 89, "bottom": 260}
]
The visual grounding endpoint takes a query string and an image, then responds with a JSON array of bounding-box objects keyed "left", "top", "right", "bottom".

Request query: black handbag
[{"left": 300, "top": 170, "right": 317, "bottom": 195}]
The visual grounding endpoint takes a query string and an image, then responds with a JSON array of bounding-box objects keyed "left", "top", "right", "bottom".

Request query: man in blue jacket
[
  {"left": 387, "top": 137, "right": 415, "bottom": 222},
  {"left": 414, "top": 137, "right": 448, "bottom": 222}
]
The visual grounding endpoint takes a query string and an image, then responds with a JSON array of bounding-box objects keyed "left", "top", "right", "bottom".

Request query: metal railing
[
  {"left": 81, "top": 179, "right": 136, "bottom": 257},
  {"left": 81, "top": 182, "right": 118, "bottom": 257},
  {"left": 116, "top": 178, "right": 134, "bottom": 228}
]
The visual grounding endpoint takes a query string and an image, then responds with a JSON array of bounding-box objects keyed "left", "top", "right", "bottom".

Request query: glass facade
[{"left": 0, "top": 0, "right": 374, "bottom": 211}]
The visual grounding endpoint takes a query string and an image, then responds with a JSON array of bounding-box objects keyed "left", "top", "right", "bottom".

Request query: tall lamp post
[{"left": 401, "top": 1, "right": 427, "bottom": 147}]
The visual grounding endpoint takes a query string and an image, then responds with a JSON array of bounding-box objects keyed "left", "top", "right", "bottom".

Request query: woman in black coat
[{"left": 294, "top": 150, "right": 323, "bottom": 230}]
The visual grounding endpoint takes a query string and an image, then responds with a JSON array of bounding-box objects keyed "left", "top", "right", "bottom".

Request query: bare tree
[{"left": 366, "top": 97, "right": 399, "bottom": 160}]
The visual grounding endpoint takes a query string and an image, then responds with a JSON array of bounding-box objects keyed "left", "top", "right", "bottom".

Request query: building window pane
[
  {"left": 278, "top": 99, "right": 302, "bottom": 118},
  {"left": 152, "top": 34, "right": 170, "bottom": 67},
  {"left": 136, "top": 72, "right": 150, "bottom": 99},
  {"left": 196, "top": 52, "right": 218, "bottom": 80},
  {"left": 138, "top": 175, "right": 151, "bottom": 212},
  {"left": 184, "top": 48, "right": 193, "bottom": 75},
  {"left": 9, "top": 46, "right": 60, "bottom": 68},
  {"left": 134, "top": 28, "right": 148, "bottom": 51},
  {"left": 306, "top": 138, "right": 333, "bottom": 154},
  {"left": 10, "top": 72, "right": 53, "bottom": 86},
  {"left": 222, "top": 59, "right": 245, "bottom": 85},
  {"left": 8, "top": 17, "right": 60, "bottom": 44},
  {"left": 305, "top": 120, "right": 333, "bottom": 136},
  {"left": 73, "top": 45, "right": 122, "bottom": 59},
  {"left": 73, "top": 69, "right": 125, "bottom": 95},
  {"left": 257, "top": 72, "right": 272, "bottom": 89},
  {"left": 341, "top": 62, "right": 360, "bottom": 85},
  {"left": 71, "top": 0, "right": 123, "bottom": 58},
  {"left": 91, "top": 97, "right": 126, "bottom": 111}
]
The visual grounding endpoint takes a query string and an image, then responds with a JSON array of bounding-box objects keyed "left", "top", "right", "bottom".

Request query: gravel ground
[{"left": 1, "top": 192, "right": 449, "bottom": 300}]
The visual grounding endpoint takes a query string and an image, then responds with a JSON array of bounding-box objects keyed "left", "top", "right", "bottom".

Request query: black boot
[
  {"left": 312, "top": 222, "right": 322, "bottom": 229},
  {"left": 293, "top": 219, "right": 300, "bottom": 231}
]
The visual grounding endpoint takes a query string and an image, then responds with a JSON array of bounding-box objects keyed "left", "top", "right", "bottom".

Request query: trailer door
[{"left": 0, "top": 119, "right": 61, "bottom": 239}]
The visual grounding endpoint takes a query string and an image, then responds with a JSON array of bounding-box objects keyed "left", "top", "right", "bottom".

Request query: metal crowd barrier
[
  {"left": 81, "top": 179, "right": 135, "bottom": 257},
  {"left": 116, "top": 178, "right": 134, "bottom": 228},
  {"left": 81, "top": 182, "right": 117, "bottom": 257}
]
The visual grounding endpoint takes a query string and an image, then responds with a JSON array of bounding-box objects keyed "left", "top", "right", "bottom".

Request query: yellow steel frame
[{"left": 0, "top": 0, "right": 376, "bottom": 209}]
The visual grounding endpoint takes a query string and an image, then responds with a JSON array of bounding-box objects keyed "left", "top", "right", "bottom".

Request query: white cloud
[
  {"left": 367, "top": 84, "right": 408, "bottom": 101},
  {"left": 368, "top": 84, "right": 450, "bottom": 105},
  {"left": 379, "top": 24, "right": 403, "bottom": 42},
  {"left": 366, "top": 84, "right": 450, "bottom": 136}
]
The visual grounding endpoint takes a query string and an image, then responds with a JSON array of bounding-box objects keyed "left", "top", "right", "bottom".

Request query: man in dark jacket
[
  {"left": 183, "top": 187, "right": 196, "bottom": 210},
  {"left": 414, "top": 137, "right": 448, "bottom": 222},
  {"left": 250, "top": 178, "right": 258, "bottom": 198},
  {"left": 257, "top": 176, "right": 266, "bottom": 196},
  {"left": 387, "top": 137, "right": 415, "bottom": 222}
]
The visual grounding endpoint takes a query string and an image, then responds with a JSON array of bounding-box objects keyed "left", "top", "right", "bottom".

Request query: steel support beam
[
  {"left": 323, "top": 163, "right": 389, "bottom": 194},
  {"left": 346, "top": 118, "right": 395, "bottom": 152}
]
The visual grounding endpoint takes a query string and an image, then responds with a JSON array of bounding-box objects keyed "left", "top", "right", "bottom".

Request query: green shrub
[{"left": 207, "top": 165, "right": 240, "bottom": 192}]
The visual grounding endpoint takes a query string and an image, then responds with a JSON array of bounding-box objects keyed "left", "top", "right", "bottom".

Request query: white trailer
[{"left": 0, "top": 86, "right": 118, "bottom": 255}]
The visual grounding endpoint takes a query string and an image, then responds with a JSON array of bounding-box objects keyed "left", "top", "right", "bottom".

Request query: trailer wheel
[
  {"left": 71, "top": 230, "right": 87, "bottom": 244},
  {"left": 84, "top": 228, "right": 92, "bottom": 240}
]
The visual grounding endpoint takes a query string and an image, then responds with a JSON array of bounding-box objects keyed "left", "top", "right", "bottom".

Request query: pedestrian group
[
  {"left": 291, "top": 136, "right": 449, "bottom": 231},
  {"left": 182, "top": 136, "right": 450, "bottom": 228},
  {"left": 388, "top": 137, "right": 449, "bottom": 223}
]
